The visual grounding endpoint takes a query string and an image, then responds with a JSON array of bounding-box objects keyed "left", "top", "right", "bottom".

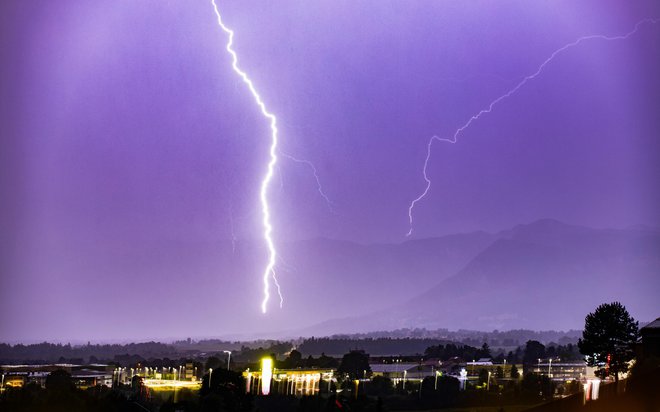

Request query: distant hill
[
  {"left": 292, "top": 219, "right": 660, "bottom": 335},
  {"left": 50, "top": 219, "right": 654, "bottom": 340},
  {"left": 276, "top": 231, "right": 498, "bottom": 317}
]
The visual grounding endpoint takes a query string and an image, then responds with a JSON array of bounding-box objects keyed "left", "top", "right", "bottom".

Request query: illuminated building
[
  {"left": 261, "top": 358, "right": 273, "bottom": 395},
  {"left": 184, "top": 362, "right": 195, "bottom": 381},
  {"left": 0, "top": 364, "right": 114, "bottom": 389},
  {"left": 243, "top": 368, "right": 334, "bottom": 396},
  {"left": 528, "top": 359, "right": 595, "bottom": 381}
]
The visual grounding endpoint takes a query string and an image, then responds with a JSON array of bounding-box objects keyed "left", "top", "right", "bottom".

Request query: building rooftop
[
  {"left": 370, "top": 363, "right": 419, "bottom": 373},
  {"left": 641, "top": 317, "right": 660, "bottom": 330}
]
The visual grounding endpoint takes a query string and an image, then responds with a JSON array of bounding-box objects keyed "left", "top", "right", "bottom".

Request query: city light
[
  {"left": 261, "top": 358, "right": 273, "bottom": 395},
  {"left": 142, "top": 379, "right": 201, "bottom": 390}
]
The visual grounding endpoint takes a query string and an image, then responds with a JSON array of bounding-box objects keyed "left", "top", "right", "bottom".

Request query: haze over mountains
[
  {"left": 5, "top": 218, "right": 658, "bottom": 343},
  {"left": 251, "top": 218, "right": 659, "bottom": 337},
  {"left": 290, "top": 219, "right": 659, "bottom": 336}
]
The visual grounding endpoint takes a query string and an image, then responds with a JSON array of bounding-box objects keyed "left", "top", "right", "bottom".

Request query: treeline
[
  {"left": 0, "top": 336, "right": 583, "bottom": 365},
  {"left": 517, "top": 340, "right": 582, "bottom": 364},
  {"left": 424, "top": 343, "right": 492, "bottom": 361},
  {"left": 231, "top": 342, "right": 292, "bottom": 363},
  {"left": 0, "top": 341, "right": 185, "bottom": 364},
  {"left": 326, "top": 328, "right": 581, "bottom": 347},
  {"left": 297, "top": 337, "right": 454, "bottom": 356}
]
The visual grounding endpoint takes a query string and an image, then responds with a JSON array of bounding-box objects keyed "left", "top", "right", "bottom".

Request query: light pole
[
  {"left": 208, "top": 368, "right": 213, "bottom": 388},
  {"left": 223, "top": 350, "right": 232, "bottom": 370},
  {"left": 403, "top": 370, "right": 407, "bottom": 390},
  {"left": 396, "top": 359, "right": 400, "bottom": 382},
  {"left": 435, "top": 370, "right": 442, "bottom": 390},
  {"left": 487, "top": 371, "right": 491, "bottom": 391}
]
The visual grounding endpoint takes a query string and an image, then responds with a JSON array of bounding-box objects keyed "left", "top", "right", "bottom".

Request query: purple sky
[{"left": 1, "top": 1, "right": 659, "bottom": 342}]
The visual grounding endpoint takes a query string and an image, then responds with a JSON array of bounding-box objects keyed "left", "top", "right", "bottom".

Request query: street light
[
  {"left": 487, "top": 371, "right": 491, "bottom": 391},
  {"left": 208, "top": 368, "right": 213, "bottom": 388},
  {"left": 403, "top": 370, "right": 407, "bottom": 390},
  {"left": 223, "top": 350, "right": 232, "bottom": 370},
  {"left": 435, "top": 370, "right": 442, "bottom": 390}
]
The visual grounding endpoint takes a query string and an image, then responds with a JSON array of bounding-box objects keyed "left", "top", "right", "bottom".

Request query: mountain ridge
[{"left": 285, "top": 219, "right": 660, "bottom": 335}]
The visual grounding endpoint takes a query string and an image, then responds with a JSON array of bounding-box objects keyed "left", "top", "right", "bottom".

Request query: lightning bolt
[
  {"left": 407, "top": 17, "right": 659, "bottom": 237},
  {"left": 280, "top": 151, "right": 335, "bottom": 213},
  {"left": 211, "top": 0, "right": 282, "bottom": 313}
]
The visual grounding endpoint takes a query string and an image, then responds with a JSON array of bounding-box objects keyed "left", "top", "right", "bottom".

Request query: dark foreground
[{"left": 1, "top": 366, "right": 658, "bottom": 412}]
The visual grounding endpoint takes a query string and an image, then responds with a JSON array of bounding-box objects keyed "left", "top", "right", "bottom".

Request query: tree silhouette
[
  {"left": 369, "top": 376, "right": 394, "bottom": 397},
  {"left": 578, "top": 302, "right": 639, "bottom": 381},
  {"left": 520, "top": 373, "right": 554, "bottom": 401},
  {"left": 282, "top": 349, "right": 303, "bottom": 368},
  {"left": 205, "top": 356, "right": 223, "bottom": 371},
  {"left": 45, "top": 369, "right": 75, "bottom": 392},
  {"left": 476, "top": 342, "right": 491, "bottom": 359},
  {"left": 337, "top": 350, "right": 371, "bottom": 380},
  {"left": 523, "top": 340, "right": 546, "bottom": 365},
  {"left": 199, "top": 368, "right": 250, "bottom": 411},
  {"left": 478, "top": 368, "right": 489, "bottom": 385}
]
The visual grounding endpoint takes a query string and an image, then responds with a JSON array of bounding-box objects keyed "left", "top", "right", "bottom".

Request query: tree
[
  {"left": 478, "top": 368, "right": 489, "bottom": 385},
  {"left": 578, "top": 302, "right": 639, "bottom": 381},
  {"left": 368, "top": 376, "right": 394, "bottom": 397},
  {"left": 523, "top": 340, "right": 546, "bottom": 365},
  {"left": 199, "top": 368, "right": 250, "bottom": 411},
  {"left": 520, "top": 373, "right": 554, "bottom": 401},
  {"left": 316, "top": 352, "right": 338, "bottom": 368},
  {"left": 420, "top": 375, "right": 460, "bottom": 407},
  {"left": 205, "top": 356, "right": 223, "bottom": 371},
  {"left": 282, "top": 349, "right": 303, "bottom": 368},
  {"left": 510, "top": 365, "right": 520, "bottom": 379},
  {"left": 337, "top": 350, "right": 371, "bottom": 380},
  {"left": 45, "top": 369, "right": 75, "bottom": 392},
  {"left": 476, "top": 343, "right": 492, "bottom": 359}
]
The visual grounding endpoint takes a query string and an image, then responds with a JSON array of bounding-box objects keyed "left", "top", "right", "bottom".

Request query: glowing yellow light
[
  {"left": 142, "top": 379, "right": 201, "bottom": 390},
  {"left": 261, "top": 358, "right": 273, "bottom": 395}
]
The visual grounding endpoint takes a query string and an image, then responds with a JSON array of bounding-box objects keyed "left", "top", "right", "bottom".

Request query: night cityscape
[{"left": 1, "top": 1, "right": 659, "bottom": 411}]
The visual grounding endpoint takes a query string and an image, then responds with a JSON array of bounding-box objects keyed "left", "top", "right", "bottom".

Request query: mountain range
[{"left": 273, "top": 219, "right": 659, "bottom": 336}]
